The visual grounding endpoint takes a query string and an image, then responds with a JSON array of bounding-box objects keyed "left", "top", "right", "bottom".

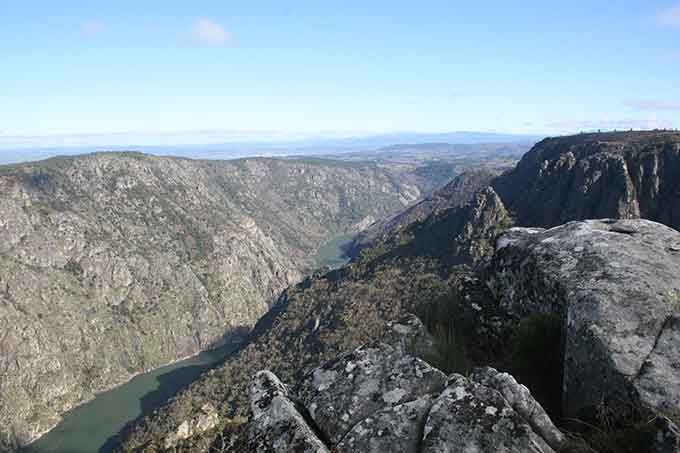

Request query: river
[
  {"left": 23, "top": 343, "right": 235, "bottom": 453},
  {"left": 22, "top": 233, "right": 354, "bottom": 453},
  {"left": 313, "top": 232, "right": 354, "bottom": 269}
]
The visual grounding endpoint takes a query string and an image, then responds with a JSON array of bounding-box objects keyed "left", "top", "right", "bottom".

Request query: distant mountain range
[{"left": 0, "top": 131, "right": 542, "bottom": 165}]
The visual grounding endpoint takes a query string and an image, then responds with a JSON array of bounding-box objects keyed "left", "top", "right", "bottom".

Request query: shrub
[
  {"left": 416, "top": 290, "right": 469, "bottom": 375},
  {"left": 504, "top": 312, "right": 668, "bottom": 453},
  {"left": 63, "top": 258, "right": 83, "bottom": 276},
  {"left": 424, "top": 322, "right": 469, "bottom": 375},
  {"left": 508, "top": 312, "right": 565, "bottom": 421},
  {"left": 560, "top": 402, "right": 662, "bottom": 453}
]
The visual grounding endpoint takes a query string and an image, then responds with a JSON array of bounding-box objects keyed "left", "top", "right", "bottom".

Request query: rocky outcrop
[
  {"left": 246, "top": 370, "right": 329, "bottom": 453},
  {"left": 448, "top": 186, "right": 511, "bottom": 263},
  {"left": 355, "top": 184, "right": 512, "bottom": 269},
  {"left": 240, "top": 218, "right": 680, "bottom": 453},
  {"left": 493, "top": 131, "right": 680, "bottom": 230},
  {"left": 0, "top": 152, "right": 425, "bottom": 449},
  {"left": 163, "top": 404, "right": 219, "bottom": 449},
  {"left": 295, "top": 331, "right": 447, "bottom": 444},
  {"left": 243, "top": 315, "right": 562, "bottom": 453},
  {"left": 422, "top": 373, "right": 555, "bottom": 453},
  {"left": 489, "top": 219, "right": 680, "bottom": 435},
  {"left": 436, "top": 169, "right": 501, "bottom": 207},
  {"left": 470, "top": 367, "right": 565, "bottom": 450}
]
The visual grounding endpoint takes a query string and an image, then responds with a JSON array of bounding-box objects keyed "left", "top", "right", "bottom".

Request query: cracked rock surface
[
  {"left": 336, "top": 396, "right": 434, "bottom": 453},
  {"left": 296, "top": 333, "right": 447, "bottom": 443}
]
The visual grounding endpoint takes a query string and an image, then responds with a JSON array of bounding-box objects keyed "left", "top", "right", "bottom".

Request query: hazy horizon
[
  {"left": 0, "top": 129, "right": 542, "bottom": 165},
  {"left": 0, "top": 129, "right": 543, "bottom": 150}
]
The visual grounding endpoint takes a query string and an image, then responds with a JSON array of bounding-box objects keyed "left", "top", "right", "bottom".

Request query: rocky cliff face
[
  {"left": 493, "top": 131, "right": 680, "bottom": 230},
  {"left": 352, "top": 131, "right": 680, "bottom": 262},
  {"left": 0, "top": 152, "right": 424, "bottom": 449}
]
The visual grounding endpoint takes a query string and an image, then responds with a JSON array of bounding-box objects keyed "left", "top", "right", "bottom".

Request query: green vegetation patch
[
  {"left": 416, "top": 289, "right": 470, "bottom": 375},
  {"left": 507, "top": 312, "right": 565, "bottom": 420},
  {"left": 666, "top": 289, "right": 680, "bottom": 313},
  {"left": 559, "top": 403, "right": 665, "bottom": 453},
  {"left": 314, "top": 233, "right": 355, "bottom": 269},
  {"left": 63, "top": 258, "right": 84, "bottom": 276}
]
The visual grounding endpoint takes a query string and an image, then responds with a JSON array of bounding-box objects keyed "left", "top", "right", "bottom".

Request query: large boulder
[{"left": 489, "top": 219, "right": 680, "bottom": 423}]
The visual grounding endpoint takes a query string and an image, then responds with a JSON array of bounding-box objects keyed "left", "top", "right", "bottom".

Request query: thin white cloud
[
  {"left": 83, "top": 19, "right": 105, "bottom": 36},
  {"left": 624, "top": 100, "right": 680, "bottom": 111},
  {"left": 191, "top": 18, "right": 230, "bottom": 45},
  {"left": 658, "top": 4, "right": 680, "bottom": 26}
]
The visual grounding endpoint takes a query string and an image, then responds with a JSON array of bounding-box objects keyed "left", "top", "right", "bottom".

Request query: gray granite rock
[
  {"left": 244, "top": 311, "right": 565, "bottom": 453},
  {"left": 336, "top": 396, "right": 434, "bottom": 453},
  {"left": 246, "top": 370, "right": 329, "bottom": 453},
  {"left": 297, "top": 316, "right": 447, "bottom": 444},
  {"left": 471, "top": 367, "right": 565, "bottom": 450},
  {"left": 637, "top": 317, "right": 680, "bottom": 417},
  {"left": 421, "top": 374, "right": 554, "bottom": 453},
  {"left": 489, "top": 219, "right": 680, "bottom": 424}
]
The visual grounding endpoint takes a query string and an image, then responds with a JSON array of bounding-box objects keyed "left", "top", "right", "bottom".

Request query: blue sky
[{"left": 2, "top": 1, "right": 680, "bottom": 145}]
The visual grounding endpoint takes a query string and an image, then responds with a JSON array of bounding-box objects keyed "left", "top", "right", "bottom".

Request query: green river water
[
  {"left": 313, "top": 232, "right": 354, "bottom": 269},
  {"left": 22, "top": 234, "right": 353, "bottom": 453},
  {"left": 23, "top": 344, "right": 235, "bottom": 453}
]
